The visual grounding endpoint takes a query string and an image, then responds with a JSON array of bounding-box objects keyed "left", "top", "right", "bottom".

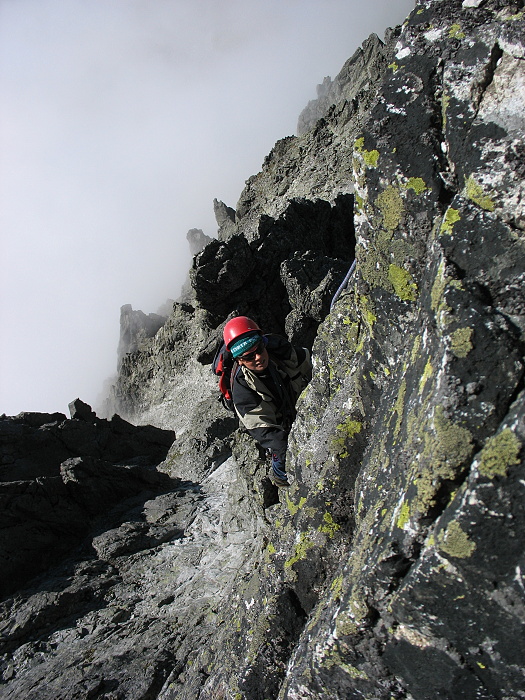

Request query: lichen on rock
[{"left": 2, "top": 2, "right": 525, "bottom": 699}]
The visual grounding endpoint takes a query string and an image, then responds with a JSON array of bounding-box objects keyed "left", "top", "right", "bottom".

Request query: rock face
[
  {"left": 296, "top": 31, "right": 397, "bottom": 136},
  {"left": 0, "top": 404, "right": 174, "bottom": 599},
  {"left": 186, "top": 228, "right": 212, "bottom": 256},
  {"left": 117, "top": 304, "right": 168, "bottom": 363},
  {"left": 2, "top": 1, "right": 525, "bottom": 699}
]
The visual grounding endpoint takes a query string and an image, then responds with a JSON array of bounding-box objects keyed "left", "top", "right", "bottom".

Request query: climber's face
[{"left": 238, "top": 340, "right": 269, "bottom": 372}]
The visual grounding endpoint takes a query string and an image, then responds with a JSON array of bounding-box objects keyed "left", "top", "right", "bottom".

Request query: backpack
[{"left": 212, "top": 342, "right": 240, "bottom": 412}]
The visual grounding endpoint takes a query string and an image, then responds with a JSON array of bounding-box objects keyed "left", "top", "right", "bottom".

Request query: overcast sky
[{"left": 0, "top": 0, "right": 414, "bottom": 417}]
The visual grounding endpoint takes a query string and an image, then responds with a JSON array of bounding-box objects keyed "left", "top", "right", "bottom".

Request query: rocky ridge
[{"left": 1, "top": 1, "right": 525, "bottom": 699}]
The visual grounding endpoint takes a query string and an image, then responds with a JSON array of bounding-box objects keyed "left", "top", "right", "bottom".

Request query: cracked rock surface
[{"left": 1, "top": 1, "right": 524, "bottom": 698}]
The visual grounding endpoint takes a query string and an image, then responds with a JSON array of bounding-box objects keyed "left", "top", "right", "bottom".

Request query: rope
[{"left": 330, "top": 259, "right": 356, "bottom": 311}]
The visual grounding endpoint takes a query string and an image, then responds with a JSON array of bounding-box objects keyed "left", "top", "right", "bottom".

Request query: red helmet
[{"left": 223, "top": 316, "right": 261, "bottom": 349}]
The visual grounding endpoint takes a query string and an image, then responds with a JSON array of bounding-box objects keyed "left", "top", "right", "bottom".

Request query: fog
[{"left": 0, "top": 0, "right": 414, "bottom": 416}]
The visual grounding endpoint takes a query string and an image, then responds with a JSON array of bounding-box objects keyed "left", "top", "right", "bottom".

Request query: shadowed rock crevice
[
  {"left": 239, "top": 587, "right": 309, "bottom": 700},
  {"left": 471, "top": 41, "right": 504, "bottom": 115},
  {"left": 190, "top": 194, "right": 356, "bottom": 340}
]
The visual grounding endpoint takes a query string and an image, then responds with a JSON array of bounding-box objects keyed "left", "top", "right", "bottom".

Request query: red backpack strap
[{"left": 228, "top": 361, "right": 240, "bottom": 401}]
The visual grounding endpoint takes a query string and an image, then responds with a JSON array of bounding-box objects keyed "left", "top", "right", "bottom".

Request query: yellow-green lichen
[
  {"left": 449, "top": 23, "right": 465, "bottom": 38},
  {"left": 404, "top": 177, "right": 428, "bottom": 195},
  {"left": 442, "top": 91, "right": 450, "bottom": 130},
  {"left": 419, "top": 360, "right": 433, "bottom": 394},
  {"left": 322, "top": 643, "right": 368, "bottom": 679},
  {"left": 363, "top": 150, "right": 380, "bottom": 168},
  {"left": 465, "top": 176, "right": 495, "bottom": 211},
  {"left": 417, "top": 408, "right": 473, "bottom": 509},
  {"left": 450, "top": 327, "right": 473, "bottom": 358},
  {"left": 411, "top": 336, "right": 421, "bottom": 365},
  {"left": 286, "top": 494, "right": 307, "bottom": 516},
  {"left": 431, "top": 263, "right": 447, "bottom": 312},
  {"left": 301, "top": 668, "right": 313, "bottom": 682},
  {"left": 377, "top": 186, "right": 404, "bottom": 231},
  {"left": 354, "top": 137, "right": 380, "bottom": 168},
  {"left": 349, "top": 595, "right": 369, "bottom": 622},
  {"left": 440, "top": 207, "right": 461, "bottom": 235},
  {"left": 344, "top": 320, "right": 361, "bottom": 353},
  {"left": 438, "top": 520, "right": 476, "bottom": 558},
  {"left": 267, "top": 542, "right": 276, "bottom": 555},
  {"left": 343, "top": 664, "right": 369, "bottom": 680},
  {"left": 389, "top": 264, "right": 418, "bottom": 302},
  {"left": 284, "top": 532, "right": 315, "bottom": 570},
  {"left": 426, "top": 407, "right": 473, "bottom": 476},
  {"left": 393, "top": 378, "right": 407, "bottom": 439},
  {"left": 335, "top": 592, "right": 370, "bottom": 638},
  {"left": 411, "top": 407, "right": 474, "bottom": 515},
  {"left": 449, "top": 278, "right": 464, "bottom": 291},
  {"left": 330, "top": 418, "right": 363, "bottom": 458},
  {"left": 357, "top": 228, "right": 414, "bottom": 295},
  {"left": 397, "top": 500, "right": 411, "bottom": 530},
  {"left": 389, "top": 62, "right": 399, "bottom": 72},
  {"left": 391, "top": 237, "right": 414, "bottom": 264},
  {"left": 318, "top": 512, "right": 341, "bottom": 538},
  {"left": 331, "top": 574, "right": 344, "bottom": 597},
  {"left": 360, "top": 295, "right": 377, "bottom": 329},
  {"left": 478, "top": 429, "right": 521, "bottom": 479}
]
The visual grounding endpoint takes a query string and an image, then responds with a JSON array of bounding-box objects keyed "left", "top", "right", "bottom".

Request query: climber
[{"left": 223, "top": 316, "right": 312, "bottom": 487}]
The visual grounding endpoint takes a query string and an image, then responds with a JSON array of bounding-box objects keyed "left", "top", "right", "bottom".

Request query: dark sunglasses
[{"left": 239, "top": 340, "right": 265, "bottom": 362}]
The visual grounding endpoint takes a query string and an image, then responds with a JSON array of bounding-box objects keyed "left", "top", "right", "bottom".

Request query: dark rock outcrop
[
  {"left": 0, "top": 405, "right": 174, "bottom": 598},
  {"left": 2, "top": 2, "right": 525, "bottom": 699},
  {"left": 68, "top": 397, "right": 97, "bottom": 421},
  {"left": 191, "top": 194, "right": 355, "bottom": 329}
]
